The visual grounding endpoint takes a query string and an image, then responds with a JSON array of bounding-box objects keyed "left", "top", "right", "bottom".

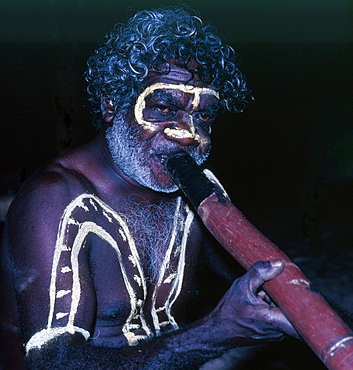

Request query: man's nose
[{"left": 163, "top": 112, "right": 199, "bottom": 146}]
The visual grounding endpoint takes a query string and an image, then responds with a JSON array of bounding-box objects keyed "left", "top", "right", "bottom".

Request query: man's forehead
[
  {"left": 148, "top": 59, "right": 200, "bottom": 83},
  {"left": 141, "top": 83, "right": 219, "bottom": 101},
  {"left": 146, "top": 60, "right": 215, "bottom": 92}
]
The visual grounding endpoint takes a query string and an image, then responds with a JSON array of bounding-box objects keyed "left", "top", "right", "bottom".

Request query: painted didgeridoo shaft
[{"left": 165, "top": 152, "right": 353, "bottom": 370}]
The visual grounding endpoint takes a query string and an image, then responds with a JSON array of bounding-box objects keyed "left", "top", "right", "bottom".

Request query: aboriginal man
[{"left": 0, "top": 7, "right": 298, "bottom": 369}]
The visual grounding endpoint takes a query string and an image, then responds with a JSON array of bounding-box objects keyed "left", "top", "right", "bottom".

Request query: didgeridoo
[{"left": 165, "top": 152, "right": 353, "bottom": 370}]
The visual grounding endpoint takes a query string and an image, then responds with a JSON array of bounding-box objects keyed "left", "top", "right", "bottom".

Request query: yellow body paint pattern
[
  {"left": 26, "top": 194, "right": 193, "bottom": 352},
  {"left": 134, "top": 83, "right": 219, "bottom": 142},
  {"left": 150, "top": 197, "right": 193, "bottom": 336}
]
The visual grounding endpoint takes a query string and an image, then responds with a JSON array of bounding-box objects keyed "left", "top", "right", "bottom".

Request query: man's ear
[{"left": 101, "top": 99, "right": 114, "bottom": 123}]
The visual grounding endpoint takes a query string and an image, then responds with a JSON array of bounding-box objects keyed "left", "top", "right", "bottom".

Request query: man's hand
[{"left": 208, "top": 260, "right": 299, "bottom": 346}]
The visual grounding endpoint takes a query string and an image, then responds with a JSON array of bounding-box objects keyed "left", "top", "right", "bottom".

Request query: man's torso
[{"left": 0, "top": 140, "right": 205, "bottom": 359}]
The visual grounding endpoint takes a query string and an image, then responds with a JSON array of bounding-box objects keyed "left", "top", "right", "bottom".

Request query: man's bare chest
[{"left": 50, "top": 193, "right": 201, "bottom": 345}]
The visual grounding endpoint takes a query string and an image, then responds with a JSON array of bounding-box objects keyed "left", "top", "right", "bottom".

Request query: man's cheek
[{"left": 197, "top": 134, "right": 211, "bottom": 153}]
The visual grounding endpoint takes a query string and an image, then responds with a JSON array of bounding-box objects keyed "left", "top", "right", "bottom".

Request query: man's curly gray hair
[{"left": 85, "top": 6, "right": 252, "bottom": 128}]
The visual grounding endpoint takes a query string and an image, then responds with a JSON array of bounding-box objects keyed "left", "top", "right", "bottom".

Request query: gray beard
[{"left": 105, "top": 114, "right": 210, "bottom": 193}]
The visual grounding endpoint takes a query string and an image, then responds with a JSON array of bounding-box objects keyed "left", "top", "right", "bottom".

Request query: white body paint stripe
[
  {"left": 56, "top": 312, "right": 69, "bottom": 320},
  {"left": 150, "top": 198, "right": 194, "bottom": 336},
  {"left": 150, "top": 197, "right": 182, "bottom": 334},
  {"left": 56, "top": 290, "right": 71, "bottom": 298},
  {"left": 27, "top": 194, "right": 150, "bottom": 352},
  {"left": 26, "top": 326, "right": 90, "bottom": 352},
  {"left": 164, "top": 208, "right": 193, "bottom": 327},
  {"left": 26, "top": 193, "right": 193, "bottom": 352}
]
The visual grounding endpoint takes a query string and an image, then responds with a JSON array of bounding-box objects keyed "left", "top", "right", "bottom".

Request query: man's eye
[
  {"left": 195, "top": 113, "right": 212, "bottom": 123},
  {"left": 155, "top": 105, "right": 172, "bottom": 114}
]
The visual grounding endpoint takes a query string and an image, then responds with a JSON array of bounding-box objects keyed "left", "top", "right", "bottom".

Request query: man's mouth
[
  {"left": 154, "top": 149, "right": 187, "bottom": 165},
  {"left": 155, "top": 153, "right": 169, "bottom": 165}
]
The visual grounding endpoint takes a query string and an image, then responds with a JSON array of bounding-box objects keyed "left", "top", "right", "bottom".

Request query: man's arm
[{"left": 25, "top": 261, "right": 296, "bottom": 370}]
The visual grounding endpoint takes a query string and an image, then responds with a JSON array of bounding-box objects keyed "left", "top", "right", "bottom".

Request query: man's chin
[
  {"left": 122, "top": 164, "right": 177, "bottom": 193},
  {"left": 141, "top": 176, "right": 180, "bottom": 194},
  {"left": 138, "top": 158, "right": 180, "bottom": 193},
  {"left": 152, "top": 184, "right": 180, "bottom": 194},
  {"left": 144, "top": 153, "right": 209, "bottom": 193}
]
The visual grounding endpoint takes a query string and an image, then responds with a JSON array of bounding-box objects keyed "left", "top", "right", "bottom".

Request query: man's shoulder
[
  {"left": 30, "top": 157, "right": 94, "bottom": 195},
  {"left": 8, "top": 154, "right": 96, "bottom": 218},
  {"left": 44, "top": 155, "right": 95, "bottom": 190}
]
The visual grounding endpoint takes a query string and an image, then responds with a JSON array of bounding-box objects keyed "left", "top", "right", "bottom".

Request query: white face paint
[
  {"left": 106, "top": 84, "right": 218, "bottom": 193},
  {"left": 134, "top": 83, "right": 219, "bottom": 143}
]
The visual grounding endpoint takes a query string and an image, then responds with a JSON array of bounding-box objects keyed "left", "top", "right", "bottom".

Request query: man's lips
[
  {"left": 155, "top": 153, "right": 169, "bottom": 165},
  {"left": 154, "top": 149, "right": 187, "bottom": 165},
  {"left": 151, "top": 153, "right": 179, "bottom": 185}
]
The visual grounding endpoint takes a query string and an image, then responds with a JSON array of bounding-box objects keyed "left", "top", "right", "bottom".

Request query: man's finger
[{"left": 245, "top": 260, "right": 285, "bottom": 295}]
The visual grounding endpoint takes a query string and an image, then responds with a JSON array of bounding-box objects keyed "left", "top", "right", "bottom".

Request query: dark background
[{"left": 1, "top": 1, "right": 352, "bottom": 368}]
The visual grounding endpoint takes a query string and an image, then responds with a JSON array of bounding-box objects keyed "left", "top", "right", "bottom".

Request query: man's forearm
[{"left": 26, "top": 319, "right": 234, "bottom": 370}]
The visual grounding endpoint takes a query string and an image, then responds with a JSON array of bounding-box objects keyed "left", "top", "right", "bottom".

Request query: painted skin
[
  {"left": 105, "top": 65, "right": 222, "bottom": 194},
  {"left": 0, "top": 62, "right": 298, "bottom": 369}
]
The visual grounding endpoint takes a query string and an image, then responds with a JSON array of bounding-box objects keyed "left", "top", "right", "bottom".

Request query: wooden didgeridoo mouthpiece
[{"left": 165, "top": 152, "right": 353, "bottom": 370}]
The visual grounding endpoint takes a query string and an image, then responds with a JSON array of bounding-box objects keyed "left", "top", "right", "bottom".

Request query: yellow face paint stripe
[{"left": 134, "top": 83, "right": 219, "bottom": 137}]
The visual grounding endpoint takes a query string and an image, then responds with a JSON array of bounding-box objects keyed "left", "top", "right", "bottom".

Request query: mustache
[
  {"left": 150, "top": 143, "right": 210, "bottom": 166},
  {"left": 150, "top": 144, "right": 194, "bottom": 157}
]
